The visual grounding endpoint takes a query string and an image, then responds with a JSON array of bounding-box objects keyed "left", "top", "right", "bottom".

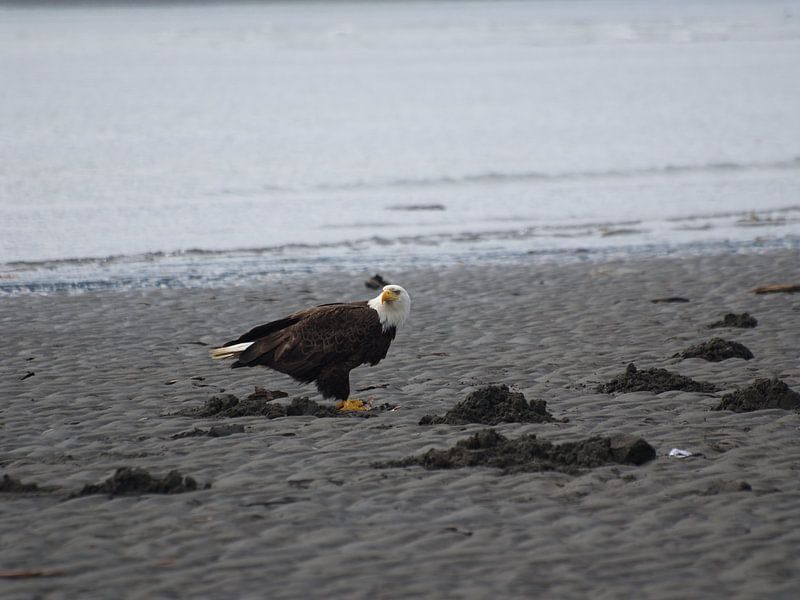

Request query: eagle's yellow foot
[{"left": 336, "top": 398, "right": 372, "bottom": 411}]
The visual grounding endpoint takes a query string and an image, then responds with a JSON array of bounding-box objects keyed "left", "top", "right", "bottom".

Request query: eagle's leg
[{"left": 317, "top": 366, "right": 372, "bottom": 411}]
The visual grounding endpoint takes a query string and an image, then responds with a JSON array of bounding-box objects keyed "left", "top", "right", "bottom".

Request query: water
[{"left": 2, "top": 0, "right": 799, "bottom": 294}]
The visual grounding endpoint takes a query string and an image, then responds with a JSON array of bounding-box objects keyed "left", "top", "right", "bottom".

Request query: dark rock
[
  {"left": 674, "top": 338, "right": 753, "bottom": 362},
  {"left": 365, "top": 274, "right": 390, "bottom": 290},
  {"left": 713, "top": 378, "right": 800, "bottom": 412},
  {"left": 707, "top": 313, "right": 758, "bottom": 329},
  {"left": 419, "top": 385, "right": 555, "bottom": 425},
  {"left": 608, "top": 433, "right": 658, "bottom": 465},
  {"left": 0, "top": 474, "right": 40, "bottom": 493},
  {"left": 651, "top": 297, "right": 690, "bottom": 303},
  {"left": 75, "top": 467, "right": 205, "bottom": 497},
  {"left": 596, "top": 363, "right": 718, "bottom": 394},
  {"left": 380, "top": 429, "right": 656, "bottom": 475},
  {"left": 440, "top": 526, "right": 473, "bottom": 537}
]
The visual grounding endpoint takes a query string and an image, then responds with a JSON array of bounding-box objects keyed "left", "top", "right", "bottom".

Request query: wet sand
[{"left": 1, "top": 250, "right": 799, "bottom": 599}]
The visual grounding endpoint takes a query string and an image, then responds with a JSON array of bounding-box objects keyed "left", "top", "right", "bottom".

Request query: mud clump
[
  {"left": 177, "top": 388, "right": 290, "bottom": 418},
  {"left": 247, "top": 387, "right": 288, "bottom": 402},
  {"left": 196, "top": 393, "right": 241, "bottom": 416},
  {"left": 420, "top": 385, "right": 555, "bottom": 426},
  {"left": 597, "top": 363, "right": 718, "bottom": 394},
  {"left": 172, "top": 424, "right": 246, "bottom": 439},
  {"left": 381, "top": 429, "right": 655, "bottom": 475},
  {"left": 283, "top": 397, "right": 341, "bottom": 418},
  {"left": 1, "top": 474, "right": 40, "bottom": 493},
  {"left": 279, "top": 397, "right": 395, "bottom": 417},
  {"left": 674, "top": 338, "right": 753, "bottom": 362},
  {"left": 708, "top": 313, "right": 757, "bottom": 329},
  {"left": 247, "top": 396, "right": 385, "bottom": 418},
  {"left": 713, "top": 378, "right": 800, "bottom": 412},
  {"left": 76, "top": 467, "right": 206, "bottom": 497},
  {"left": 178, "top": 391, "right": 388, "bottom": 420}
]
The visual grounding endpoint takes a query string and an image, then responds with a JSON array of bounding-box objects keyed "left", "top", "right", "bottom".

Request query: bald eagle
[{"left": 210, "top": 285, "right": 411, "bottom": 403}]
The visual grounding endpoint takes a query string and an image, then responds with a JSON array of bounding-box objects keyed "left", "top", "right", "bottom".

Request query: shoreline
[
  {"left": 1, "top": 248, "right": 799, "bottom": 598},
  {"left": 2, "top": 235, "right": 799, "bottom": 296}
]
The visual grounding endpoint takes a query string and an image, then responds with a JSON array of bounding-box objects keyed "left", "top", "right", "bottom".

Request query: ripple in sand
[{"left": 1, "top": 474, "right": 41, "bottom": 494}]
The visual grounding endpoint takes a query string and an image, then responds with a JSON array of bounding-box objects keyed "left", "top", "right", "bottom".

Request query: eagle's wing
[
  {"left": 233, "top": 302, "right": 381, "bottom": 382},
  {"left": 223, "top": 306, "right": 317, "bottom": 347}
]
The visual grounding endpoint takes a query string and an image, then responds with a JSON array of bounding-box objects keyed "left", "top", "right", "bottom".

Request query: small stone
[{"left": 607, "top": 434, "right": 657, "bottom": 465}]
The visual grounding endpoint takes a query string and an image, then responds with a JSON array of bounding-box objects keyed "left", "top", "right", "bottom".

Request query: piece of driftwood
[
  {"left": 752, "top": 283, "right": 800, "bottom": 294},
  {"left": 0, "top": 570, "right": 65, "bottom": 579}
]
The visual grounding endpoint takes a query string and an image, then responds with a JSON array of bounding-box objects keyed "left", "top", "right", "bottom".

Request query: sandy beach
[{"left": 2, "top": 249, "right": 800, "bottom": 599}]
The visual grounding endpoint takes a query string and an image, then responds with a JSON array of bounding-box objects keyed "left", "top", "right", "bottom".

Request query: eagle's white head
[{"left": 368, "top": 284, "right": 411, "bottom": 331}]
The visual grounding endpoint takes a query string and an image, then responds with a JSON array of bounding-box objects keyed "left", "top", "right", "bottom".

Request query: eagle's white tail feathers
[{"left": 210, "top": 342, "right": 254, "bottom": 360}]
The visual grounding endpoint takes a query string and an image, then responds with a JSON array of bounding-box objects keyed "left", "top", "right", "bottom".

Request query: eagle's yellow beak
[{"left": 381, "top": 288, "right": 399, "bottom": 303}]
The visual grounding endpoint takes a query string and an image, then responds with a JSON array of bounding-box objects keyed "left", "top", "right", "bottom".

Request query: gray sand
[{"left": 2, "top": 250, "right": 799, "bottom": 599}]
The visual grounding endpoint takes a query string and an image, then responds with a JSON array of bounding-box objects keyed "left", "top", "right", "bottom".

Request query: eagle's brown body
[{"left": 222, "top": 302, "right": 396, "bottom": 400}]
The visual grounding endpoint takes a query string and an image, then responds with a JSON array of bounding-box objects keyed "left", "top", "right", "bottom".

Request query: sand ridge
[{"left": 2, "top": 250, "right": 800, "bottom": 598}]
